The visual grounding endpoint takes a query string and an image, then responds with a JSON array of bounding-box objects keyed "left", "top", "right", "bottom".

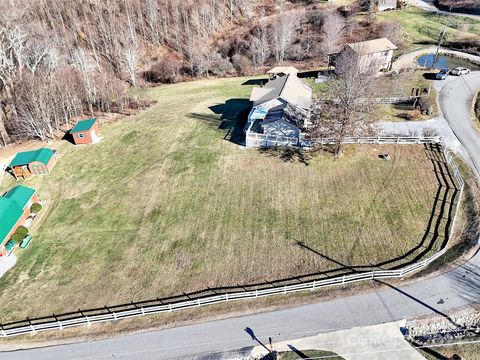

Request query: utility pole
[{"left": 433, "top": 26, "right": 447, "bottom": 69}]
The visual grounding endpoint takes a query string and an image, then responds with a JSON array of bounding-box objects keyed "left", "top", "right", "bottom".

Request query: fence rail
[
  {"left": 0, "top": 137, "right": 464, "bottom": 337},
  {"left": 246, "top": 134, "right": 440, "bottom": 148}
]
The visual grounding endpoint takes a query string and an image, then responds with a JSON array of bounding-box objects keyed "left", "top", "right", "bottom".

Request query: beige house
[
  {"left": 336, "top": 38, "right": 397, "bottom": 73},
  {"left": 266, "top": 66, "right": 299, "bottom": 79}
]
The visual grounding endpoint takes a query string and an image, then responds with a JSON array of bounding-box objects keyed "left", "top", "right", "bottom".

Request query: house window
[{"left": 77, "top": 133, "right": 86, "bottom": 139}]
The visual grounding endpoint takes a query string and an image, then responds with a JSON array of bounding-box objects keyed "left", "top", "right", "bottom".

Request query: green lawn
[
  {"left": 0, "top": 77, "right": 445, "bottom": 322},
  {"left": 279, "top": 349, "right": 345, "bottom": 360},
  {"left": 377, "top": 7, "right": 480, "bottom": 52}
]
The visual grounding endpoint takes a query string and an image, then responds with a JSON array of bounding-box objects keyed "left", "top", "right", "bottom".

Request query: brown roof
[
  {"left": 250, "top": 74, "right": 312, "bottom": 109},
  {"left": 347, "top": 38, "right": 397, "bottom": 55}
]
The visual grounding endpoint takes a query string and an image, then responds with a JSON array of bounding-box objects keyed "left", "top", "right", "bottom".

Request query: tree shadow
[
  {"left": 258, "top": 147, "right": 313, "bottom": 166},
  {"left": 188, "top": 98, "right": 252, "bottom": 145}
]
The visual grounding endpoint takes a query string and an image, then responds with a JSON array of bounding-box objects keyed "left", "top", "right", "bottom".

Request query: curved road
[{"left": 2, "top": 76, "right": 480, "bottom": 360}]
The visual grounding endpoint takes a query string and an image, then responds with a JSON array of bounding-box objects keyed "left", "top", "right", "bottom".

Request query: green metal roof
[
  {"left": 70, "top": 118, "right": 97, "bottom": 133},
  {"left": 9, "top": 148, "right": 54, "bottom": 167},
  {"left": 0, "top": 199, "right": 23, "bottom": 244},
  {"left": 0, "top": 185, "right": 36, "bottom": 243},
  {"left": 4, "top": 185, "right": 36, "bottom": 209}
]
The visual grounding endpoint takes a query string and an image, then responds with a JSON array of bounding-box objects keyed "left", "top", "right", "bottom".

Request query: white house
[
  {"left": 335, "top": 38, "right": 398, "bottom": 74},
  {"left": 377, "top": 0, "right": 397, "bottom": 11},
  {"left": 245, "top": 74, "right": 312, "bottom": 147}
]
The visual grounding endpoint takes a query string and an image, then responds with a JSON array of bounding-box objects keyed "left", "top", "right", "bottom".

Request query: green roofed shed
[
  {"left": 70, "top": 118, "right": 97, "bottom": 133},
  {"left": 0, "top": 198, "right": 23, "bottom": 243},
  {"left": 4, "top": 185, "right": 36, "bottom": 209},
  {"left": 9, "top": 148, "right": 54, "bottom": 168}
]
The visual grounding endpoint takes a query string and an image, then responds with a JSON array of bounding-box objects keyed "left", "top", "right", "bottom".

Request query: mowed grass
[{"left": 0, "top": 77, "right": 440, "bottom": 322}]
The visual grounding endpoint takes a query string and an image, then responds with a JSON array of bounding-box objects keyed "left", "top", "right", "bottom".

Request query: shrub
[
  {"left": 11, "top": 226, "right": 28, "bottom": 242},
  {"left": 15, "top": 226, "right": 28, "bottom": 237},
  {"left": 31, "top": 203, "right": 42, "bottom": 213},
  {"left": 417, "top": 96, "right": 433, "bottom": 115}
]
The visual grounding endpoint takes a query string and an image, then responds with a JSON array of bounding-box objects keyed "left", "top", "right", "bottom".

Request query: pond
[{"left": 416, "top": 53, "right": 480, "bottom": 70}]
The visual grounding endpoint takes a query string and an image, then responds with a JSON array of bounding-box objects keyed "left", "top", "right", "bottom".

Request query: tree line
[{"left": 0, "top": 0, "right": 401, "bottom": 145}]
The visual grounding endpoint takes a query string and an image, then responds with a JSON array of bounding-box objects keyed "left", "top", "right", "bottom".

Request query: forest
[{"left": 0, "top": 0, "right": 471, "bottom": 145}]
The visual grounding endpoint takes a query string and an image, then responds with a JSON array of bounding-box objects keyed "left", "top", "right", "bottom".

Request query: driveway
[
  {"left": 251, "top": 320, "right": 426, "bottom": 360},
  {"left": 392, "top": 47, "right": 480, "bottom": 72}
]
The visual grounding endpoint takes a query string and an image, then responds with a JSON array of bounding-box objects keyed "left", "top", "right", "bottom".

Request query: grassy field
[
  {"left": 279, "top": 349, "right": 345, "bottom": 360},
  {"left": 0, "top": 77, "right": 444, "bottom": 322},
  {"left": 377, "top": 7, "right": 480, "bottom": 51}
]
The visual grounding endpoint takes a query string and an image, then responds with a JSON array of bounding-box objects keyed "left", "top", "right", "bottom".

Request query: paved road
[
  {"left": 2, "top": 75, "right": 480, "bottom": 360},
  {"left": 440, "top": 72, "right": 480, "bottom": 175}
]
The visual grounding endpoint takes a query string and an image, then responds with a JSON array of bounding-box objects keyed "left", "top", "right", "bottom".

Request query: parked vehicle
[
  {"left": 436, "top": 68, "right": 450, "bottom": 80},
  {"left": 451, "top": 67, "right": 471, "bottom": 76}
]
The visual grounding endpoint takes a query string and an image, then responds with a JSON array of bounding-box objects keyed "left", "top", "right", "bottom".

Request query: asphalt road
[
  {"left": 440, "top": 72, "right": 480, "bottom": 176},
  {"left": 2, "top": 74, "right": 480, "bottom": 360}
]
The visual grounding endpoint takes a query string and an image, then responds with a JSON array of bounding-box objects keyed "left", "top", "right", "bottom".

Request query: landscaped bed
[{"left": 0, "top": 77, "right": 456, "bottom": 323}]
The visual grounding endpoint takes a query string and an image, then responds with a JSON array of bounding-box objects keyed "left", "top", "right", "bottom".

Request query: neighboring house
[
  {"left": 7, "top": 148, "right": 59, "bottom": 179},
  {"left": 0, "top": 185, "right": 38, "bottom": 257},
  {"left": 70, "top": 118, "right": 101, "bottom": 145},
  {"left": 335, "top": 38, "right": 398, "bottom": 73},
  {"left": 267, "top": 66, "right": 299, "bottom": 79},
  {"left": 377, "top": 0, "right": 397, "bottom": 11},
  {"left": 245, "top": 74, "right": 312, "bottom": 147}
]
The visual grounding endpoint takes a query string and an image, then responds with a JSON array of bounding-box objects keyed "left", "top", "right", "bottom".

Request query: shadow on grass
[
  {"left": 2, "top": 144, "right": 471, "bottom": 333},
  {"left": 189, "top": 98, "right": 251, "bottom": 145},
  {"left": 258, "top": 147, "right": 314, "bottom": 166}
]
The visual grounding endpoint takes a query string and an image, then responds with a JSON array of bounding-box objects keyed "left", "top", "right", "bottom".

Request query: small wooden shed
[
  {"left": 7, "top": 148, "right": 58, "bottom": 180},
  {"left": 70, "top": 118, "right": 101, "bottom": 145}
]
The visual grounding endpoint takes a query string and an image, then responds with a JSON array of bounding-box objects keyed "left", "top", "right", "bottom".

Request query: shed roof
[
  {"left": 9, "top": 148, "right": 54, "bottom": 167},
  {"left": 347, "top": 38, "right": 397, "bottom": 55},
  {"left": 70, "top": 118, "right": 97, "bottom": 133},
  {"left": 4, "top": 185, "right": 36, "bottom": 209},
  {"left": 0, "top": 198, "right": 23, "bottom": 244},
  {"left": 0, "top": 185, "right": 35, "bottom": 244}
]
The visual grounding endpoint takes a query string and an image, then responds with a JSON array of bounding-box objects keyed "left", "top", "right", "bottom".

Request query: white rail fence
[
  {"left": 246, "top": 134, "right": 440, "bottom": 148},
  {"left": 0, "top": 138, "right": 464, "bottom": 337}
]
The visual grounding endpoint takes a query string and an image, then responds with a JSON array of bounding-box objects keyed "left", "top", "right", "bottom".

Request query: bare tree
[
  {"left": 270, "top": 11, "right": 301, "bottom": 65},
  {"left": 123, "top": 45, "right": 139, "bottom": 86},
  {"left": 309, "top": 52, "right": 380, "bottom": 157},
  {"left": 321, "top": 11, "right": 345, "bottom": 57},
  {"left": 249, "top": 18, "right": 270, "bottom": 68}
]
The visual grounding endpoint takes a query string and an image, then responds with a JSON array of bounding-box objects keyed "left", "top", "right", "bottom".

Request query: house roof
[
  {"left": 251, "top": 74, "right": 312, "bottom": 109},
  {"left": 71, "top": 118, "right": 97, "bottom": 133},
  {"left": 9, "top": 148, "right": 54, "bottom": 167},
  {"left": 262, "top": 103, "right": 305, "bottom": 128},
  {"left": 0, "top": 185, "right": 35, "bottom": 244},
  {"left": 4, "top": 185, "right": 36, "bottom": 209},
  {"left": 347, "top": 38, "right": 398, "bottom": 55},
  {"left": 267, "top": 66, "right": 299, "bottom": 75}
]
